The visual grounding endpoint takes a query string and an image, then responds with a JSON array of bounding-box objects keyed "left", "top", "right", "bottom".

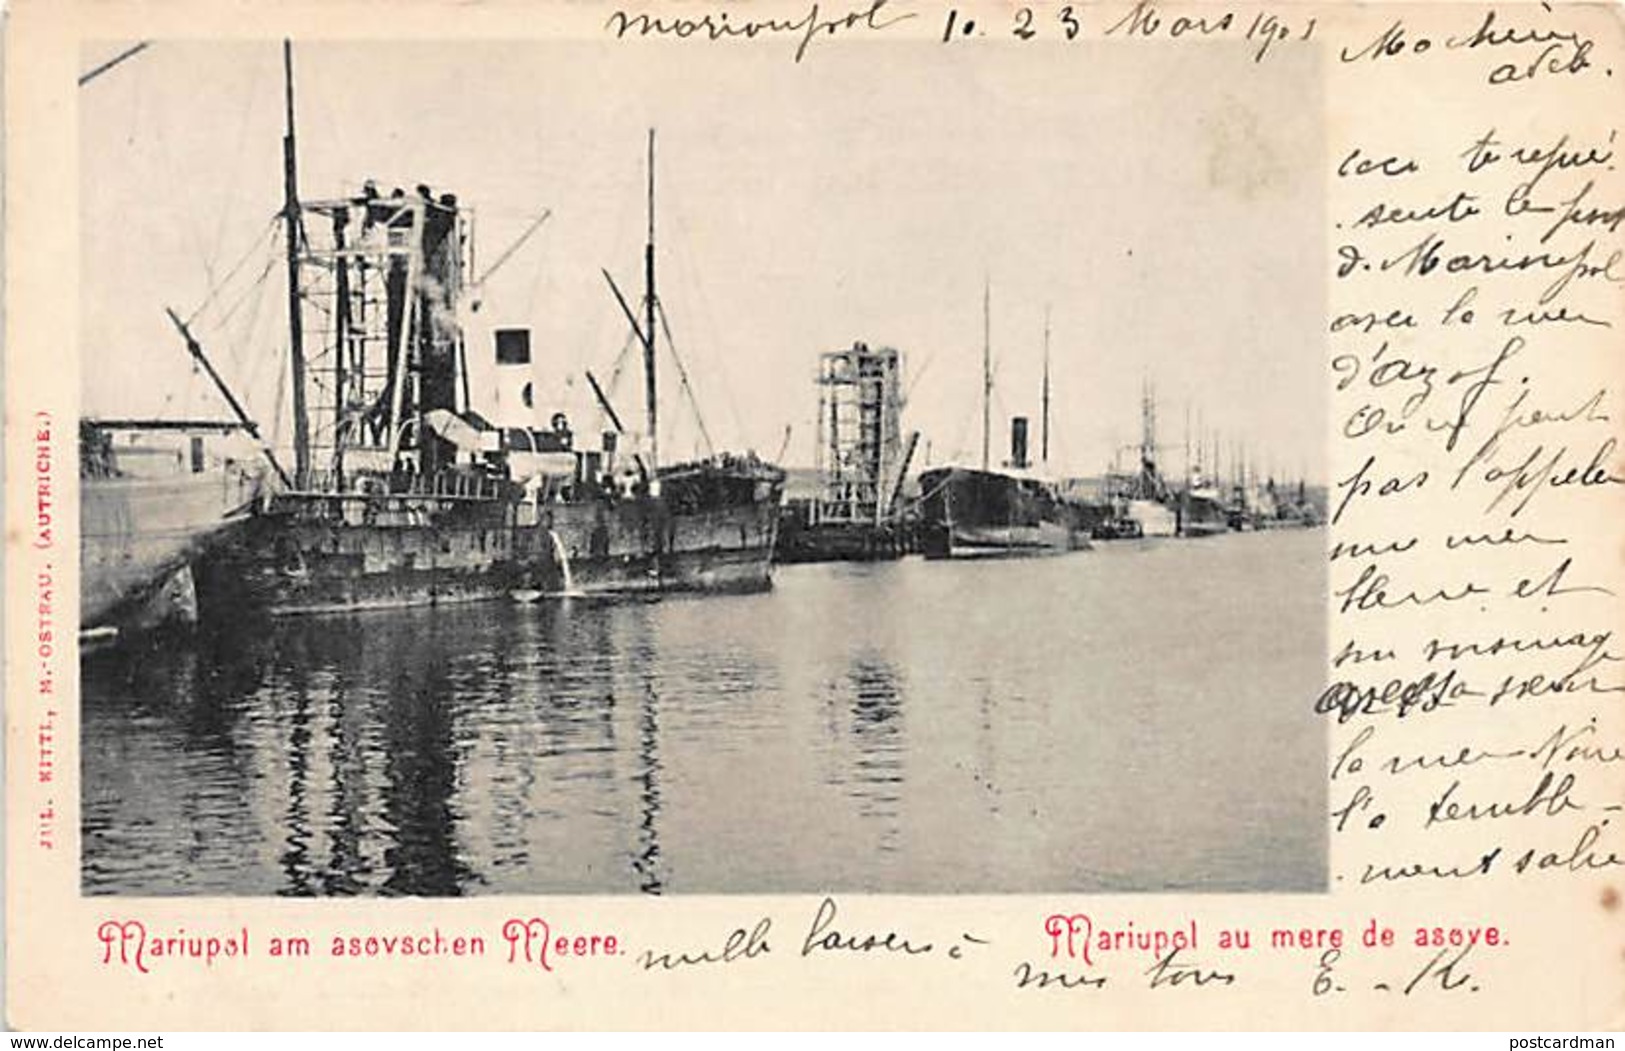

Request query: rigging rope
[
  {"left": 902, "top": 348, "right": 936, "bottom": 405},
  {"left": 655, "top": 298, "right": 716, "bottom": 458},
  {"left": 518, "top": 221, "right": 551, "bottom": 321},
  {"left": 224, "top": 226, "right": 283, "bottom": 429},
  {"left": 211, "top": 247, "right": 279, "bottom": 334},
  {"left": 202, "top": 49, "right": 270, "bottom": 292},
  {"left": 230, "top": 254, "right": 275, "bottom": 389},
  {"left": 185, "top": 215, "right": 279, "bottom": 326},
  {"left": 153, "top": 94, "right": 223, "bottom": 300},
  {"left": 604, "top": 325, "right": 639, "bottom": 404},
  {"left": 668, "top": 195, "right": 749, "bottom": 450}
]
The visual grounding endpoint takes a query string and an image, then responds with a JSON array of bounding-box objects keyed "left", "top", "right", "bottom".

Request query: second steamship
[{"left": 918, "top": 291, "right": 1090, "bottom": 558}]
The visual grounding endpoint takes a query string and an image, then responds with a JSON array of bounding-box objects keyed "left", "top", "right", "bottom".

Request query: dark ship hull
[
  {"left": 774, "top": 501, "right": 906, "bottom": 564},
  {"left": 917, "top": 466, "right": 1087, "bottom": 559},
  {"left": 1179, "top": 492, "right": 1229, "bottom": 537},
  {"left": 195, "top": 467, "right": 783, "bottom": 616},
  {"left": 81, "top": 471, "right": 258, "bottom": 628},
  {"left": 1065, "top": 497, "right": 1116, "bottom": 539},
  {"left": 775, "top": 523, "right": 904, "bottom": 563}
]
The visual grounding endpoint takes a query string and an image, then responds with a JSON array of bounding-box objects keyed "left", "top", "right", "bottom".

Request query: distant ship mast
[
  {"left": 1041, "top": 304, "right": 1051, "bottom": 466},
  {"left": 1140, "top": 376, "right": 1158, "bottom": 494},
  {"left": 643, "top": 129, "right": 659, "bottom": 476},
  {"left": 981, "top": 279, "right": 991, "bottom": 472}
]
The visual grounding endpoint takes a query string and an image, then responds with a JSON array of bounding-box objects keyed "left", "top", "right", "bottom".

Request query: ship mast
[
  {"left": 1184, "top": 402, "right": 1192, "bottom": 489},
  {"left": 1140, "top": 377, "right": 1156, "bottom": 485},
  {"left": 1041, "top": 304, "right": 1051, "bottom": 466},
  {"left": 643, "top": 129, "right": 660, "bottom": 476},
  {"left": 981, "top": 278, "right": 991, "bottom": 472},
  {"left": 281, "top": 39, "right": 310, "bottom": 488}
]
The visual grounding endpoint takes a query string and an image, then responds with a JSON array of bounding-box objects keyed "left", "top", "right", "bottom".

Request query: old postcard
[{"left": 5, "top": 0, "right": 1623, "bottom": 1031}]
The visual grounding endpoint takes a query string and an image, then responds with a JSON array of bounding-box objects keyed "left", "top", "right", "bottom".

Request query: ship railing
[
  {"left": 288, "top": 468, "right": 508, "bottom": 504},
  {"left": 415, "top": 470, "right": 505, "bottom": 501}
]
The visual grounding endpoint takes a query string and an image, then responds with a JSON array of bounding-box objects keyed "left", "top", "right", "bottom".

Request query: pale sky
[{"left": 81, "top": 38, "right": 1324, "bottom": 481}]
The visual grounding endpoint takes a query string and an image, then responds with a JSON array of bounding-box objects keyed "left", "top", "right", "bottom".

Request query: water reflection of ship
[
  {"left": 633, "top": 673, "right": 666, "bottom": 894},
  {"left": 81, "top": 638, "right": 265, "bottom": 894},
  {"left": 462, "top": 603, "right": 646, "bottom": 893},
  {"left": 378, "top": 632, "right": 473, "bottom": 896},
  {"left": 266, "top": 617, "right": 476, "bottom": 896},
  {"left": 167, "top": 44, "right": 784, "bottom": 620},
  {"left": 849, "top": 658, "right": 904, "bottom": 812},
  {"left": 919, "top": 291, "right": 1092, "bottom": 558},
  {"left": 86, "top": 607, "right": 643, "bottom": 896},
  {"left": 826, "top": 655, "right": 905, "bottom": 856}
]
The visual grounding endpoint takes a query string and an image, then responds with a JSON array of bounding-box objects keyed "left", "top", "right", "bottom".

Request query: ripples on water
[{"left": 82, "top": 529, "right": 1327, "bottom": 896}]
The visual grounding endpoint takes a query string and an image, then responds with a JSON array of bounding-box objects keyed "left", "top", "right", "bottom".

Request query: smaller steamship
[{"left": 918, "top": 290, "right": 1090, "bottom": 559}]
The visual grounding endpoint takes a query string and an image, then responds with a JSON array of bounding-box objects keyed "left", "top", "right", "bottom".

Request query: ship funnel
[
  {"left": 492, "top": 327, "right": 535, "bottom": 429},
  {"left": 1009, "top": 416, "right": 1029, "bottom": 470}
]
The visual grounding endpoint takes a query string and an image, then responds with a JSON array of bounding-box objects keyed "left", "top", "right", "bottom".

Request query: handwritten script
[{"left": 1321, "top": 0, "right": 1624, "bottom": 916}]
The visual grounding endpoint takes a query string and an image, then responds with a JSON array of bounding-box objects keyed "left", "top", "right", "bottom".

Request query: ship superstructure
[{"left": 190, "top": 45, "right": 781, "bottom": 617}]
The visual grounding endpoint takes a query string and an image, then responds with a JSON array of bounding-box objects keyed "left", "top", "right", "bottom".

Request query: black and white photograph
[{"left": 79, "top": 36, "right": 1328, "bottom": 897}]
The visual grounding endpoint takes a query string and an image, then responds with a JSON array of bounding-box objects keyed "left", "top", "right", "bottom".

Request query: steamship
[
  {"left": 918, "top": 419, "right": 1087, "bottom": 558},
  {"left": 918, "top": 293, "right": 1089, "bottom": 559},
  {"left": 1178, "top": 476, "right": 1229, "bottom": 537},
  {"left": 1099, "top": 380, "right": 1178, "bottom": 539},
  {"left": 188, "top": 46, "right": 781, "bottom": 618}
]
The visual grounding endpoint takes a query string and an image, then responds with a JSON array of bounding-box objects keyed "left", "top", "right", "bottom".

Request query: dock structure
[
  {"left": 779, "top": 342, "right": 916, "bottom": 562},
  {"left": 815, "top": 343, "right": 904, "bottom": 528}
]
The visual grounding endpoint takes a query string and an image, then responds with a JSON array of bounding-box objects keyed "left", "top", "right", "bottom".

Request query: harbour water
[{"left": 82, "top": 528, "right": 1327, "bottom": 896}]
